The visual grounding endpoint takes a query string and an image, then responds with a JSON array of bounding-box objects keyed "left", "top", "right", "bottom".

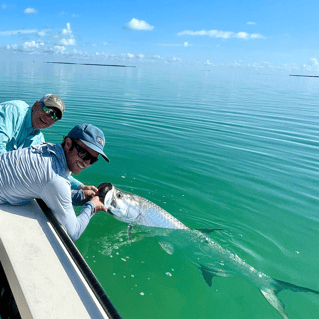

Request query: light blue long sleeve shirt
[
  {"left": 0, "top": 100, "right": 82, "bottom": 190},
  {"left": 0, "top": 143, "right": 95, "bottom": 241}
]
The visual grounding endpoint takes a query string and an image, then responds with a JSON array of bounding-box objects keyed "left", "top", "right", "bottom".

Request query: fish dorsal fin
[
  {"left": 197, "top": 228, "right": 223, "bottom": 234},
  {"left": 260, "top": 288, "right": 288, "bottom": 319},
  {"left": 199, "top": 264, "right": 217, "bottom": 287}
]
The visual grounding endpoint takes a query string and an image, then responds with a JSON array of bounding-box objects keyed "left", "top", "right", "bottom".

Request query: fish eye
[{"left": 116, "top": 192, "right": 123, "bottom": 199}]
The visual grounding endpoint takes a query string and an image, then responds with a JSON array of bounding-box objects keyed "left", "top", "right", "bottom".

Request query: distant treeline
[
  {"left": 46, "top": 62, "right": 136, "bottom": 68},
  {"left": 289, "top": 75, "right": 319, "bottom": 78}
]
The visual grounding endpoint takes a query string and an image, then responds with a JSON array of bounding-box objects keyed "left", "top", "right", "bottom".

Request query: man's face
[
  {"left": 65, "top": 138, "right": 99, "bottom": 175},
  {"left": 32, "top": 101, "right": 57, "bottom": 130}
]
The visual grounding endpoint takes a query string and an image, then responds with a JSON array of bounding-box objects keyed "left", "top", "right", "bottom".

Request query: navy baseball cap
[{"left": 67, "top": 124, "right": 109, "bottom": 162}]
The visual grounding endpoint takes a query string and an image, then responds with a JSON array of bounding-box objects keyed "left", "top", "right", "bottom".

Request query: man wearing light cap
[
  {"left": 0, "top": 95, "right": 97, "bottom": 197},
  {"left": 0, "top": 94, "right": 64, "bottom": 152},
  {"left": 0, "top": 124, "right": 109, "bottom": 241}
]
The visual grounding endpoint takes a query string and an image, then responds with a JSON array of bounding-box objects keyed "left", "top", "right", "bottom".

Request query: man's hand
[
  {"left": 90, "top": 196, "right": 108, "bottom": 213},
  {"left": 79, "top": 184, "right": 98, "bottom": 201}
]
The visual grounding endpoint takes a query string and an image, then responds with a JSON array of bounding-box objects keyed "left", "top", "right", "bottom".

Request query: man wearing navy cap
[{"left": 0, "top": 124, "right": 109, "bottom": 241}]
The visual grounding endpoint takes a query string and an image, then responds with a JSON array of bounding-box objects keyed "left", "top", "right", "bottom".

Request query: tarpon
[{"left": 99, "top": 182, "right": 319, "bottom": 319}]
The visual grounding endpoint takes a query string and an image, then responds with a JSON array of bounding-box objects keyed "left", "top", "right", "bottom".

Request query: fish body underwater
[{"left": 99, "top": 182, "right": 319, "bottom": 319}]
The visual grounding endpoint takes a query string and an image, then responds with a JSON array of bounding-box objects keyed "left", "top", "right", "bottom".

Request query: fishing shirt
[
  {"left": 0, "top": 100, "right": 82, "bottom": 190},
  {"left": 0, "top": 143, "right": 95, "bottom": 241}
]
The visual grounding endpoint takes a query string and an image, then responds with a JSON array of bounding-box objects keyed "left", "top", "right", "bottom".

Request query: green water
[{"left": 1, "top": 61, "right": 319, "bottom": 318}]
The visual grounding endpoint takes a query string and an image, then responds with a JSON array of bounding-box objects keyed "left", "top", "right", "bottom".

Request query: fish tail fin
[
  {"left": 274, "top": 279, "right": 319, "bottom": 295},
  {"left": 260, "top": 287, "right": 289, "bottom": 319},
  {"left": 260, "top": 279, "right": 319, "bottom": 319}
]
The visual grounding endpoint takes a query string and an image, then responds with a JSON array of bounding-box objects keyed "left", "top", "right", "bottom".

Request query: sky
[{"left": 1, "top": 0, "right": 319, "bottom": 72}]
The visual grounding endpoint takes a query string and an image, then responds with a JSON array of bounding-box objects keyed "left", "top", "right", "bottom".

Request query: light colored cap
[{"left": 39, "top": 94, "right": 65, "bottom": 118}]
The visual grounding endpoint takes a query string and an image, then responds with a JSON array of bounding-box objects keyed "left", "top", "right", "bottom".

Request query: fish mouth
[
  {"left": 98, "top": 182, "right": 114, "bottom": 214},
  {"left": 106, "top": 209, "right": 114, "bottom": 216},
  {"left": 98, "top": 182, "right": 113, "bottom": 201}
]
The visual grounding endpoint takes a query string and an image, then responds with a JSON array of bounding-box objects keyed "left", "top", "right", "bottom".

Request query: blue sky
[{"left": 1, "top": 0, "right": 319, "bottom": 71}]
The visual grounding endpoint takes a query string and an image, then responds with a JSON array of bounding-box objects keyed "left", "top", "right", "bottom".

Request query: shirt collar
[
  {"left": 49, "top": 143, "right": 70, "bottom": 178},
  {"left": 24, "top": 105, "right": 37, "bottom": 133}
]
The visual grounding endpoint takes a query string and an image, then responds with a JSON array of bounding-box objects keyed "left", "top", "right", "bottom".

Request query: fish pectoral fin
[
  {"left": 159, "top": 241, "right": 175, "bottom": 255},
  {"left": 199, "top": 264, "right": 218, "bottom": 287},
  {"left": 260, "top": 288, "right": 288, "bottom": 319},
  {"left": 196, "top": 228, "right": 223, "bottom": 234}
]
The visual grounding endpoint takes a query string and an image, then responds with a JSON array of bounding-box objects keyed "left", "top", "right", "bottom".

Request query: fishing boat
[{"left": 0, "top": 199, "right": 121, "bottom": 319}]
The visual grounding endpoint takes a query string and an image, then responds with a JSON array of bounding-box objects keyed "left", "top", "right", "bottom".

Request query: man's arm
[
  {"left": 0, "top": 102, "right": 19, "bottom": 153},
  {"left": 40, "top": 178, "right": 95, "bottom": 241},
  {"left": 68, "top": 175, "right": 83, "bottom": 190},
  {"left": 0, "top": 132, "right": 10, "bottom": 153},
  {"left": 71, "top": 189, "right": 87, "bottom": 206},
  {"left": 69, "top": 175, "right": 99, "bottom": 202}
]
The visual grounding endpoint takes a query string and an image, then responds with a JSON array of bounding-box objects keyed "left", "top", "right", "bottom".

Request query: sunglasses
[
  {"left": 72, "top": 140, "right": 99, "bottom": 164},
  {"left": 41, "top": 104, "right": 59, "bottom": 122}
]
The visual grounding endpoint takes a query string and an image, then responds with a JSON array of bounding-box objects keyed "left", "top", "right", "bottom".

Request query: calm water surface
[{"left": 1, "top": 61, "right": 319, "bottom": 318}]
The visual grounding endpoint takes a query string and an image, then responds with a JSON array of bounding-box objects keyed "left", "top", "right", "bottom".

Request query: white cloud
[
  {"left": 2, "top": 3, "right": 15, "bottom": 9},
  {"left": 159, "top": 43, "right": 181, "bottom": 47},
  {"left": 6, "top": 44, "right": 18, "bottom": 50},
  {"left": 177, "top": 29, "right": 264, "bottom": 39},
  {"left": 301, "top": 58, "right": 319, "bottom": 71},
  {"left": 0, "top": 29, "right": 38, "bottom": 36},
  {"left": 151, "top": 55, "right": 164, "bottom": 60},
  {"left": 247, "top": 22, "right": 256, "bottom": 25},
  {"left": 60, "top": 38, "right": 76, "bottom": 46},
  {"left": 3, "top": 41, "right": 44, "bottom": 53},
  {"left": 51, "top": 46, "right": 67, "bottom": 54},
  {"left": 0, "top": 28, "right": 49, "bottom": 38},
  {"left": 250, "top": 34, "right": 264, "bottom": 39},
  {"left": 22, "top": 40, "right": 44, "bottom": 50},
  {"left": 62, "top": 23, "right": 72, "bottom": 36},
  {"left": 60, "top": 23, "right": 76, "bottom": 46},
  {"left": 24, "top": 8, "right": 38, "bottom": 14},
  {"left": 158, "top": 42, "right": 191, "bottom": 47},
  {"left": 170, "top": 57, "right": 182, "bottom": 63},
  {"left": 126, "top": 18, "right": 154, "bottom": 31},
  {"left": 136, "top": 54, "right": 145, "bottom": 59},
  {"left": 310, "top": 58, "right": 319, "bottom": 67}
]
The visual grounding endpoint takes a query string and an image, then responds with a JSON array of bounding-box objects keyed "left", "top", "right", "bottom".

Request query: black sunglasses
[
  {"left": 41, "top": 104, "right": 59, "bottom": 122},
  {"left": 72, "top": 140, "right": 99, "bottom": 164}
]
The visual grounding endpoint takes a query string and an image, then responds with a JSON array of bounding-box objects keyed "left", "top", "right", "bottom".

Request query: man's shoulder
[
  {"left": 42, "top": 143, "right": 70, "bottom": 179},
  {"left": 0, "top": 100, "right": 30, "bottom": 118},
  {"left": 1, "top": 100, "right": 29, "bottom": 109}
]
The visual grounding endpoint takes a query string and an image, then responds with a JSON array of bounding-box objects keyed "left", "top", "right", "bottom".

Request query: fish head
[{"left": 98, "top": 182, "right": 141, "bottom": 224}]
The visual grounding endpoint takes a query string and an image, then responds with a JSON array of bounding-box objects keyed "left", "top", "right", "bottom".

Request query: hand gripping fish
[{"left": 99, "top": 182, "right": 319, "bottom": 319}]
